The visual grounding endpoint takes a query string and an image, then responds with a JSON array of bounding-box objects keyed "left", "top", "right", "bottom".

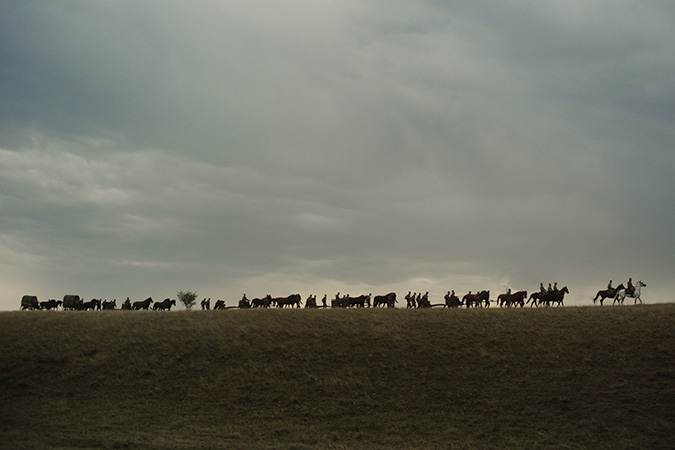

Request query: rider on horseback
[
  {"left": 626, "top": 278, "right": 634, "bottom": 297},
  {"left": 607, "top": 280, "right": 613, "bottom": 291}
]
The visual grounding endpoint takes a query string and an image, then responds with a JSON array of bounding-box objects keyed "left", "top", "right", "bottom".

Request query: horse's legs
[{"left": 615, "top": 292, "right": 626, "bottom": 305}]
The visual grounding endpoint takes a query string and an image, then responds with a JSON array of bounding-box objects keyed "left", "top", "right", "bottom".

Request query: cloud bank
[{"left": 1, "top": 1, "right": 674, "bottom": 308}]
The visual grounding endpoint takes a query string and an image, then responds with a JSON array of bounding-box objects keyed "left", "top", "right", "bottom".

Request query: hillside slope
[{"left": 1, "top": 305, "right": 674, "bottom": 449}]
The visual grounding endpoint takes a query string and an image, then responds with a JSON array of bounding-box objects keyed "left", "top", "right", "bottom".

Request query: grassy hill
[{"left": 1, "top": 305, "right": 673, "bottom": 449}]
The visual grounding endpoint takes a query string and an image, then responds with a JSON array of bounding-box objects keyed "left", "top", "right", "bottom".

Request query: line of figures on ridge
[{"left": 18, "top": 278, "right": 646, "bottom": 311}]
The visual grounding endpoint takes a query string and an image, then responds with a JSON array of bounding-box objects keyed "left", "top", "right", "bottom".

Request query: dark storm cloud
[{"left": 1, "top": 1, "right": 674, "bottom": 308}]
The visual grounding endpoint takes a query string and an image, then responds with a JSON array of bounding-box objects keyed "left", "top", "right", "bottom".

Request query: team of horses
[{"left": 215, "top": 294, "right": 305, "bottom": 309}]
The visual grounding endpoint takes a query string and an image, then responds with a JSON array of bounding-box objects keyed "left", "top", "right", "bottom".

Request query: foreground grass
[{"left": 1, "top": 305, "right": 674, "bottom": 449}]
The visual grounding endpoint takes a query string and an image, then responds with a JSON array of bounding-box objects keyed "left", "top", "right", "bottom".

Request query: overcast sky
[{"left": 1, "top": 1, "right": 674, "bottom": 309}]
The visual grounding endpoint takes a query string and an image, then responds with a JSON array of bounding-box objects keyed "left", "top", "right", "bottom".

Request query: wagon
[
  {"left": 62, "top": 294, "right": 83, "bottom": 310},
  {"left": 21, "top": 295, "right": 39, "bottom": 310}
]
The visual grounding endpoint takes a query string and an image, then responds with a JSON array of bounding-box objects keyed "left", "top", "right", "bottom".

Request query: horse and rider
[
  {"left": 613, "top": 278, "right": 646, "bottom": 305},
  {"left": 593, "top": 280, "right": 619, "bottom": 305},
  {"left": 610, "top": 277, "right": 635, "bottom": 297},
  {"left": 594, "top": 277, "right": 644, "bottom": 305}
]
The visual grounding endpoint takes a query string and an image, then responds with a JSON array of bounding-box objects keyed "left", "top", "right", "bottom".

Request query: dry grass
[{"left": 1, "top": 305, "right": 674, "bottom": 449}]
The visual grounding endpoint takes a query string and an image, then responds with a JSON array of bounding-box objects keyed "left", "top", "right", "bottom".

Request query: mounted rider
[
  {"left": 502, "top": 288, "right": 512, "bottom": 307},
  {"left": 626, "top": 278, "right": 634, "bottom": 297}
]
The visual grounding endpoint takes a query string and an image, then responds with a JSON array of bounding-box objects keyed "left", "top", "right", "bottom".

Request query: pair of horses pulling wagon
[
  {"left": 331, "top": 293, "right": 374, "bottom": 308},
  {"left": 229, "top": 294, "right": 304, "bottom": 309},
  {"left": 62, "top": 296, "right": 108, "bottom": 310},
  {"left": 20, "top": 295, "right": 70, "bottom": 310},
  {"left": 62, "top": 295, "right": 101, "bottom": 310}
]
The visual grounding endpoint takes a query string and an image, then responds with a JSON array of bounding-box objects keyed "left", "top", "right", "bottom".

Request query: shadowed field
[{"left": 1, "top": 304, "right": 673, "bottom": 449}]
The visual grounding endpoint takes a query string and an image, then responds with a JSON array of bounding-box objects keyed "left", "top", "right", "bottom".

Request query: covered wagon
[
  {"left": 62, "top": 294, "right": 83, "bottom": 310},
  {"left": 20, "top": 295, "right": 39, "bottom": 310}
]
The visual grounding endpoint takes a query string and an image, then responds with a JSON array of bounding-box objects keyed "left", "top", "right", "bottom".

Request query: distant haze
[{"left": 1, "top": 2, "right": 674, "bottom": 309}]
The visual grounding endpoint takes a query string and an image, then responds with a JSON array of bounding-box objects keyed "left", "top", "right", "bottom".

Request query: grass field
[{"left": 1, "top": 304, "right": 673, "bottom": 449}]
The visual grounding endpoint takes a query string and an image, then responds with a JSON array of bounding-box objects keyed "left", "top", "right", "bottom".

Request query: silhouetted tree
[{"left": 177, "top": 290, "right": 198, "bottom": 310}]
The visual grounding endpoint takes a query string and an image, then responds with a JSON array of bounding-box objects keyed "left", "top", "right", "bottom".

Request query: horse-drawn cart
[
  {"left": 20, "top": 295, "right": 39, "bottom": 310},
  {"left": 62, "top": 294, "right": 83, "bottom": 310}
]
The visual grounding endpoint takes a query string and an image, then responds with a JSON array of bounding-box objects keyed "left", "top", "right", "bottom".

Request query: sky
[{"left": 1, "top": 1, "right": 674, "bottom": 310}]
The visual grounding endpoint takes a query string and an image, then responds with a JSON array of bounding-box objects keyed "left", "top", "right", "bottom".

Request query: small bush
[{"left": 176, "top": 290, "right": 198, "bottom": 310}]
